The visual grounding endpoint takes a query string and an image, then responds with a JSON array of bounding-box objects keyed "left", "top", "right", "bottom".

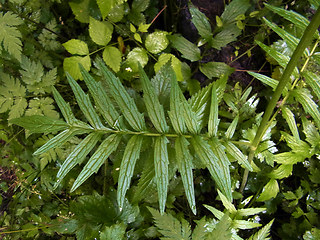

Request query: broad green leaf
[
  {"left": 145, "top": 31, "right": 169, "bottom": 54},
  {"left": 66, "top": 73, "right": 106, "bottom": 129},
  {"left": 208, "top": 85, "right": 219, "bottom": 137},
  {"left": 257, "top": 179, "right": 279, "bottom": 202},
  {"left": 175, "top": 136, "right": 196, "bottom": 214},
  {"left": 154, "top": 136, "right": 169, "bottom": 214},
  {"left": 0, "top": 12, "right": 23, "bottom": 61},
  {"left": 52, "top": 87, "right": 77, "bottom": 124},
  {"left": 293, "top": 88, "right": 320, "bottom": 129},
  {"left": 69, "top": 0, "right": 100, "bottom": 23},
  {"left": 265, "top": 4, "right": 318, "bottom": 38},
  {"left": 63, "top": 56, "right": 91, "bottom": 80},
  {"left": 154, "top": 53, "right": 183, "bottom": 82},
  {"left": 211, "top": 24, "right": 241, "bottom": 50},
  {"left": 237, "top": 207, "right": 266, "bottom": 217},
  {"left": 132, "top": 0, "right": 149, "bottom": 12},
  {"left": 139, "top": 64, "right": 168, "bottom": 133},
  {"left": 71, "top": 134, "right": 122, "bottom": 191},
  {"left": 97, "top": 0, "right": 115, "bottom": 19},
  {"left": 282, "top": 107, "right": 300, "bottom": 140},
  {"left": 189, "top": 4, "right": 212, "bottom": 41},
  {"left": 281, "top": 132, "right": 311, "bottom": 156},
  {"left": 200, "top": 62, "right": 235, "bottom": 79},
  {"left": 302, "top": 117, "right": 320, "bottom": 147},
  {"left": 303, "top": 71, "right": 320, "bottom": 100},
  {"left": 225, "top": 115, "right": 239, "bottom": 139},
  {"left": 89, "top": 17, "right": 113, "bottom": 46},
  {"left": 34, "top": 128, "right": 82, "bottom": 155},
  {"left": 168, "top": 34, "right": 201, "bottom": 62},
  {"left": 217, "top": 190, "right": 237, "bottom": 214},
  {"left": 98, "top": 59, "right": 145, "bottom": 131},
  {"left": 55, "top": 132, "right": 101, "bottom": 188},
  {"left": 117, "top": 135, "right": 143, "bottom": 209},
  {"left": 191, "top": 136, "right": 232, "bottom": 201},
  {"left": 248, "top": 71, "right": 279, "bottom": 90},
  {"left": 225, "top": 141, "right": 253, "bottom": 171},
  {"left": 168, "top": 76, "right": 186, "bottom": 134},
  {"left": 9, "top": 115, "right": 68, "bottom": 134},
  {"left": 103, "top": 46, "right": 122, "bottom": 72},
  {"left": 148, "top": 207, "right": 191, "bottom": 239},
  {"left": 79, "top": 65, "right": 121, "bottom": 128},
  {"left": 107, "top": 4, "right": 124, "bottom": 22},
  {"left": 63, "top": 39, "right": 89, "bottom": 55},
  {"left": 248, "top": 219, "right": 274, "bottom": 240},
  {"left": 125, "top": 47, "right": 148, "bottom": 72},
  {"left": 220, "top": 0, "right": 250, "bottom": 24},
  {"left": 269, "top": 164, "right": 293, "bottom": 179},
  {"left": 100, "top": 223, "right": 126, "bottom": 240},
  {"left": 274, "top": 152, "right": 305, "bottom": 165}
]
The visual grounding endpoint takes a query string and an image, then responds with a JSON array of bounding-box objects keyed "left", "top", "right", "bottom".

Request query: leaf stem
[{"left": 240, "top": 5, "right": 320, "bottom": 193}]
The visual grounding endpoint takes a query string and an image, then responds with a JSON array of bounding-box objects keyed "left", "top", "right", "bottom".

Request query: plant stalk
[{"left": 240, "top": 6, "right": 320, "bottom": 193}]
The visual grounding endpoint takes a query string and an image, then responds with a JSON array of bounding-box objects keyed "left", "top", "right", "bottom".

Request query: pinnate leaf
[{"left": 71, "top": 134, "right": 122, "bottom": 192}]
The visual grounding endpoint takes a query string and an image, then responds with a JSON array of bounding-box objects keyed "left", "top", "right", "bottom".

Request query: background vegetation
[{"left": 1, "top": 0, "right": 320, "bottom": 239}]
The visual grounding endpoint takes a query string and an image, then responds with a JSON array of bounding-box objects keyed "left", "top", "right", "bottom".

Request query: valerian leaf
[
  {"left": 175, "top": 136, "right": 196, "bottom": 215},
  {"left": 139, "top": 64, "right": 168, "bottom": 133},
  {"left": 79, "top": 64, "right": 121, "bottom": 128},
  {"left": 248, "top": 219, "right": 274, "bottom": 240},
  {"left": 71, "top": 134, "right": 122, "bottom": 192},
  {"left": 117, "top": 135, "right": 143, "bottom": 209},
  {"left": 9, "top": 115, "right": 68, "bottom": 134},
  {"left": 54, "top": 132, "right": 102, "bottom": 189},
  {"left": 66, "top": 73, "right": 106, "bottom": 129},
  {"left": 191, "top": 136, "right": 232, "bottom": 201},
  {"left": 154, "top": 136, "right": 169, "bottom": 214},
  {"left": 208, "top": 85, "right": 219, "bottom": 137},
  {"left": 98, "top": 59, "right": 146, "bottom": 131},
  {"left": 52, "top": 87, "right": 77, "bottom": 124},
  {"left": 224, "top": 141, "right": 253, "bottom": 171}
]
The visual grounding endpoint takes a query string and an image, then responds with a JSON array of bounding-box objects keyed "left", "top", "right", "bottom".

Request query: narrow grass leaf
[
  {"left": 139, "top": 64, "right": 168, "bottom": 133},
  {"left": 281, "top": 107, "right": 300, "bottom": 140},
  {"left": 168, "top": 76, "right": 186, "bottom": 134},
  {"left": 225, "top": 141, "right": 253, "bottom": 171},
  {"left": 79, "top": 64, "right": 121, "bottom": 128},
  {"left": 303, "top": 71, "right": 320, "bottom": 100},
  {"left": 225, "top": 115, "right": 239, "bottom": 139},
  {"left": 66, "top": 72, "right": 105, "bottom": 129},
  {"left": 191, "top": 136, "right": 232, "bottom": 201},
  {"left": 98, "top": 59, "right": 145, "bottom": 131},
  {"left": 52, "top": 86, "right": 76, "bottom": 124},
  {"left": 34, "top": 129, "right": 80, "bottom": 155},
  {"left": 117, "top": 135, "right": 143, "bottom": 209},
  {"left": 71, "top": 134, "right": 121, "bottom": 192},
  {"left": 293, "top": 88, "right": 320, "bottom": 129},
  {"left": 208, "top": 85, "right": 220, "bottom": 137},
  {"left": 54, "top": 132, "right": 101, "bottom": 189},
  {"left": 175, "top": 136, "right": 196, "bottom": 214},
  {"left": 154, "top": 136, "right": 169, "bottom": 214}
]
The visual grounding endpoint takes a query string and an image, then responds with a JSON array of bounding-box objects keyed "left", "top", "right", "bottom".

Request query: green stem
[{"left": 240, "top": 5, "right": 320, "bottom": 193}]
